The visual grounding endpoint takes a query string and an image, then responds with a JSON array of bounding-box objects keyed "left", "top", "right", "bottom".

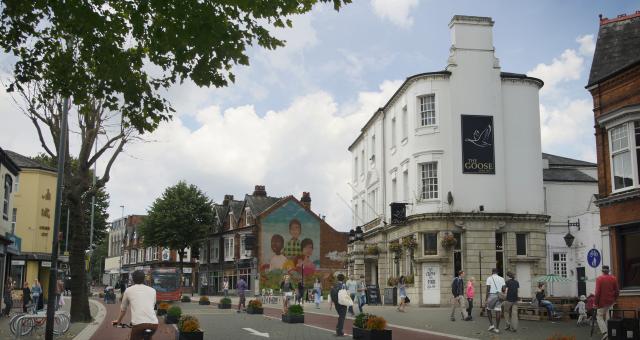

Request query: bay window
[
  {"left": 609, "top": 121, "right": 640, "bottom": 191},
  {"left": 224, "top": 237, "right": 234, "bottom": 261}
]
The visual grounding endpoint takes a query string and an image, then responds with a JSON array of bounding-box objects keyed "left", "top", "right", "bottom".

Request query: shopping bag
[{"left": 338, "top": 289, "right": 353, "bottom": 307}]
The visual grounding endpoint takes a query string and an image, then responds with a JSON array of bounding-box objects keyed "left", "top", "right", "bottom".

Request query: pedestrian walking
[
  {"left": 331, "top": 273, "right": 347, "bottom": 337},
  {"left": 119, "top": 278, "right": 127, "bottom": 300},
  {"left": 345, "top": 275, "right": 357, "bottom": 316},
  {"left": 575, "top": 295, "right": 588, "bottom": 326},
  {"left": 64, "top": 276, "right": 71, "bottom": 296},
  {"left": 3, "top": 278, "right": 13, "bottom": 316},
  {"left": 31, "top": 279, "right": 42, "bottom": 313},
  {"left": 466, "top": 277, "right": 475, "bottom": 319},
  {"left": 595, "top": 265, "right": 619, "bottom": 340},
  {"left": 357, "top": 275, "right": 367, "bottom": 314},
  {"left": 22, "top": 281, "right": 31, "bottom": 313},
  {"left": 223, "top": 277, "right": 229, "bottom": 298},
  {"left": 503, "top": 271, "right": 519, "bottom": 332},
  {"left": 313, "top": 278, "right": 322, "bottom": 309},
  {"left": 397, "top": 276, "right": 407, "bottom": 312},
  {"left": 237, "top": 277, "right": 247, "bottom": 313},
  {"left": 280, "top": 275, "right": 294, "bottom": 314},
  {"left": 485, "top": 268, "right": 505, "bottom": 334},
  {"left": 450, "top": 270, "right": 470, "bottom": 321},
  {"left": 296, "top": 280, "right": 305, "bottom": 305}
]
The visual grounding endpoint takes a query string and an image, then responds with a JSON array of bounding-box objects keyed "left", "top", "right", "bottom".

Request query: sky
[{"left": 1, "top": 1, "right": 637, "bottom": 232}]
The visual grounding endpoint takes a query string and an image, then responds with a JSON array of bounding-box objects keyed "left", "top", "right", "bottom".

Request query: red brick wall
[
  {"left": 319, "top": 221, "right": 348, "bottom": 270},
  {"left": 600, "top": 199, "right": 640, "bottom": 226}
]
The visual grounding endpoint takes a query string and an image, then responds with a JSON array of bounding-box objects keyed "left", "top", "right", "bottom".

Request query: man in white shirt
[
  {"left": 485, "top": 268, "right": 506, "bottom": 334},
  {"left": 113, "top": 270, "right": 158, "bottom": 340}
]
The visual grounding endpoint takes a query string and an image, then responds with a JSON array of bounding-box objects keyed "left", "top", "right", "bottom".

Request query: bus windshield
[{"left": 152, "top": 273, "right": 179, "bottom": 293}]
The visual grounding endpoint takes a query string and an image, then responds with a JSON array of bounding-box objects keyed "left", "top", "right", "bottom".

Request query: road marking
[
  {"left": 262, "top": 315, "right": 351, "bottom": 337},
  {"left": 243, "top": 327, "right": 270, "bottom": 338}
]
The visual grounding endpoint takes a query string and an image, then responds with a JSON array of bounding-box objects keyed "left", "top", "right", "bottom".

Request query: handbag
[
  {"left": 338, "top": 288, "right": 354, "bottom": 307},
  {"left": 405, "top": 296, "right": 410, "bottom": 304}
]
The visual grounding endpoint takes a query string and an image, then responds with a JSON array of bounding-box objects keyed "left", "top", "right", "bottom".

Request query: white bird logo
[{"left": 464, "top": 125, "right": 492, "bottom": 148}]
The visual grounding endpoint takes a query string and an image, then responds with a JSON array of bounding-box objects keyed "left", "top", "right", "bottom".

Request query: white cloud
[
  {"left": 105, "top": 80, "right": 401, "bottom": 231},
  {"left": 371, "top": 0, "right": 419, "bottom": 29},
  {"left": 576, "top": 34, "right": 595, "bottom": 57},
  {"left": 528, "top": 49, "right": 584, "bottom": 95},
  {"left": 540, "top": 99, "right": 594, "bottom": 156}
]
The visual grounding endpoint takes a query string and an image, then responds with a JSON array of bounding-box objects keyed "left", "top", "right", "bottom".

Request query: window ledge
[
  {"left": 417, "top": 199, "right": 441, "bottom": 205},
  {"left": 620, "top": 288, "right": 640, "bottom": 296},
  {"left": 415, "top": 126, "right": 439, "bottom": 136},
  {"left": 414, "top": 256, "right": 447, "bottom": 263},
  {"left": 509, "top": 256, "right": 541, "bottom": 263}
]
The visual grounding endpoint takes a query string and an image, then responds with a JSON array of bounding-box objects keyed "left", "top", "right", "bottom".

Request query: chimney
[
  {"left": 223, "top": 195, "right": 234, "bottom": 206},
  {"left": 253, "top": 185, "right": 267, "bottom": 197},
  {"left": 301, "top": 192, "right": 311, "bottom": 210},
  {"left": 449, "top": 15, "right": 494, "bottom": 51}
]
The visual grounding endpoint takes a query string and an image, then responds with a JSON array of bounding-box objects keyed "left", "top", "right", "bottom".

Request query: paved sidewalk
[
  {"left": 0, "top": 296, "right": 97, "bottom": 340},
  {"left": 194, "top": 294, "right": 591, "bottom": 340}
]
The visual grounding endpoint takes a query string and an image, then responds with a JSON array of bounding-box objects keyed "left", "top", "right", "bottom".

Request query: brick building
[
  {"left": 587, "top": 11, "right": 640, "bottom": 309},
  {"left": 198, "top": 186, "right": 348, "bottom": 296}
]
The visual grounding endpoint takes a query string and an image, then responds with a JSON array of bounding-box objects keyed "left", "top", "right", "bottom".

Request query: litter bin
[{"left": 608, "top": 309, "right": 639, "bottom": 340}]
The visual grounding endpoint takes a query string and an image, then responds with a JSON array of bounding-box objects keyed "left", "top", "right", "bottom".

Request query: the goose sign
[{"left": 461, "top": 115, "right": 495, "bottom": 174}]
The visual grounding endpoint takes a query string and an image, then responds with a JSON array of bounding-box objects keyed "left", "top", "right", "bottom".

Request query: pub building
[{"left": 347, "top": 15, "right": 549, "bottom": 305}]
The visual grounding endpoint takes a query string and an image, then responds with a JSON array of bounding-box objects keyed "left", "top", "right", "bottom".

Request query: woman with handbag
[{"left": 397, "top": 276, "right": 407, "bottom": 312}]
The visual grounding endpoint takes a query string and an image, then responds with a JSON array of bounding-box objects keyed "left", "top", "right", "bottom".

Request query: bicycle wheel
[
  {"left": 9, "top": 312, "right": 25, "bottom": 334},
  {"left": 17, "top": 316, "right": 34, "bottom": 336},
  {"left": 56, "top": 313, "right": 70, "bottom": 334}
]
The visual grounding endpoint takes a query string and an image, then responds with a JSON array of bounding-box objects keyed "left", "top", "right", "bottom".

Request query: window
[
  {"left": 361, "top": 150, "right": 365, "bottom": 174},
  {"left": 402, "top": 170, "right": 409, "bottom": 202},
  {"left": 245, "top": 208, "right": 253, "bottom": 226},
  {"left": 361, "top": 199, "right": 365, "bottom": 223},
  {"left": 423, "top": 232, "right": 437, "bottom": 255},
  {"left": 402, "top": 106, "right": 408, "bottom": 140},
  {"left": 610, "top": 124, "right": 634, "bottom": 190},
  {"left": 11, "top": 208, "right": 17, "bottom": 233},
  {"left": 210, "top": 238, "right": 219, "bottom": 263},
  {"left": 240, "top": 235, "right": 248, "bottom": 259},
  {"left": 146, "top": 247, "right": 152, "bottom": 262},
  {"left": 224, "top": 237, "right": 234, "bottom": 261},
  {"left": 152, "top": 247, "right": 158, "bottom": 260},
  {"left": 354, "top": 156, "right": 358, "bottom": 181},
  {"left": 495, "top": 233, "right": 504, "bottom": 277},
  {"left": 552, "top": 253, "right": 567, "bottom": 278},
  {"left": 354, "top": 203, "right": 358, "bottom": 223},
  {"left": 131, "top": 249, "right": 137, "bottom": 264},
  {"left": 123, "top": 251, "right": 129, "bottom": 265},
  {"left": 139, "top": 248, "right": 144, "bottom": 262},
  {"left": 619, "top": 228, "right": 640, "bottom": 288},
  {"left": 370, "top": 135, "right": 376, "bottom": 161},
  {"left": 3, "top": 174, "right": 12, "bottom": 220},
  {"left": 516, "top": 233, "right": 527, "bottom": 256},
  {"left": 420, "top": 162, "right": 438, "bottom": 200},
  {"left": 418, "top": 94, "right": 436, "bottom": 127},
  {"left": 405, "top": 251, "right": 413, "bottom": 275},
  {"left": 391, "top": 117, "right": 397, "bottom": 148},
  {"left": 453, "top": 232, "right": 462, "bottom": 278},
  {"left": 391, "top": 178, "right": 397, "bottom": 202},
  {"left": 368, "top": 189, "right": 377, "bottom": 220}
]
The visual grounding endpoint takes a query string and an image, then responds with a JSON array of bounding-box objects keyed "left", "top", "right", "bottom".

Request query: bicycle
[
  {"left": 113, "top": 322, "right": 155, "bottom": 340},
  {"left": 10, "top": 310, "right": 70, "bottom": 336}
]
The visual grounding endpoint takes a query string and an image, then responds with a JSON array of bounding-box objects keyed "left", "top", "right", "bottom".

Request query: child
[
  {"left": 575, "top": 295, "right": 587, "bottom": 326},
  {"left": 284, "top": 219, "right": 302, "bottom": 257},
  {"left": 296, "top": 238, "right": 316, "bottom": 276},
  {"left": 269, "top": 234, "right": 287, "bottom": 270}
]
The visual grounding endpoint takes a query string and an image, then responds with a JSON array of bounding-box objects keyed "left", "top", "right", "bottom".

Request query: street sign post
[{"left": 587, "top": 248, "right": 601, "bottom": 268}]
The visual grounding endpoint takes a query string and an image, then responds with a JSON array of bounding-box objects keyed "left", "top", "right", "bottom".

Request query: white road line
[{"left": 262, "top": 314, "right": 351, "bottom": 336}]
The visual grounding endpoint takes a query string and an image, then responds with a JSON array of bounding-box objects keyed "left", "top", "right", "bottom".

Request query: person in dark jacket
[
  {"left": 331, "top": 274, "right": 347, "bottom": 337},
  {"left": 3, "top": 278, "right": 13, "bottom": 316},
  {"left": 450, "top": 270, "right": 470, "bottom": 321},
  {"left": 22, "top": 281, "right": 31, "bottom": 313}
]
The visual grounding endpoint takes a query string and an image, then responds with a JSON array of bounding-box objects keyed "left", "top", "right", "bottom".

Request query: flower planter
[
  {"left": 246, "top": 307, "right": 264, "bottom": 315},
  {"left": 281, "top": 314, "right": 304, "bottom": 323},
  {"left": 165, "top": 315, "right": 179, "bottom": 324},
  {"left": 352, "top": 327, "right": 392, "bottom": 340},
  {"left": 198, "top": 301, "right": 210, "bottom": 305},
  {"left": 218, "top": 303, "right": 232, "bottom": 309},
  {"left": 177, "top": 330, "right": 204, "bottom": 340}
]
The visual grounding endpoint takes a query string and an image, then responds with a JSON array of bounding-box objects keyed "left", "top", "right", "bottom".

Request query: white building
[
  {"left": 348, "top": 15, "right": 548, "bottom": 305},
  {"left": 542, "top": 153, "right": 609, "bottom": 297},
  {"left": 104, "top": 216, "right": 126, "bottom": 285}
]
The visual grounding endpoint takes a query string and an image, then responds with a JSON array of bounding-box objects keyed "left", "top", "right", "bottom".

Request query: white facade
[{"left": 348, "top": 16, "right": 548, "bottom": 306}]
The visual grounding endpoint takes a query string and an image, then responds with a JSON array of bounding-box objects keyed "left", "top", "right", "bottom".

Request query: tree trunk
[
  {"left": 178, "top": 249, "right": 184, "bottom": 291},
  {"left": 68, "top": 193, "right": 92, "bottom": 322}
]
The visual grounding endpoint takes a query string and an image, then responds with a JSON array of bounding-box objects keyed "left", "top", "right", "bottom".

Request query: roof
[
  {"left": 228, "top": 200, "right": 244, "bottom": 221},
  {"left": 0, "top": 148, "right": 20, "bottom": 175},
  {"left": 587, "top": 12, "right": 640, "bottom": 87},
  {"left": 543, "top": 168, "right": 597, "bottom": 183},
  {"left": 348, "top": 71, "right": 543, "bottom": 151},
  {"left": 5, "top": 150, "right": 56, "bottom": 172},
  {"left": 542, "top": 153, "right": 596, "bottom": 167},
  {"left": 245, "top": 194, "right": 281, "bottom": 216}
]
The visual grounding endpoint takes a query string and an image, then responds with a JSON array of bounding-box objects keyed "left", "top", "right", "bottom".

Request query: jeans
[
  {"left": 348, "top": 293, "right": 355, "bottom": 314},
  {"left": 224, "top": 289, "right": 228, "bottom": 297},
  {"left": 32, "top": 295, "right": 40, "bottom": 313},
  {"left": 315, "top": 292, "right": 321, "bottom": 307},
  {"left": 540, "top": 300, "right": 554, "bottom": 317},
  {"left": 467, "top": 298, "right": 474, "bottom": 317},
  {"left": 335, "top": 304, "right": 347, "bottom": 335},
  {"left": 358, "top": 295, "right": 366, "bottom": 314}
]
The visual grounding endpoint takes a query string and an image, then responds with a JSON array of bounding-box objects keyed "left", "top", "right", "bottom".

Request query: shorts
[{"left": 486, "top": 294, "right": 502, "bottom": 311}]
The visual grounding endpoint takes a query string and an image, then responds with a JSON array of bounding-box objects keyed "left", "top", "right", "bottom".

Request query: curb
[{"left": 73, "top": 299, "right": 106, "bottom": 340}]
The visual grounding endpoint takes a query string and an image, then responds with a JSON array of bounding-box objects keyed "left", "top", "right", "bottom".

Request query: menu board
[{"left": 366, "top": 285, "right": 380, "bottom": 305}]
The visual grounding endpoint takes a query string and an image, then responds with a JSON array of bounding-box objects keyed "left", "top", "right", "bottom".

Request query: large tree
[
  {"left": 0, "top": 0, "right": 350, "bottom": 321},
  {"left": 139, "top": 181, "right": 214, "bottom": 276}
]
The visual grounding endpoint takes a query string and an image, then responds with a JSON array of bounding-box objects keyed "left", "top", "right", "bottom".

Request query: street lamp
[
  {"left": 564, "top": 219, "right": 580, "bottom": 248},
  {"left": 355, "top": 226, "right": 363, "bottom": 241},
  {"left": 348, "top": 229, "right": 355, "bottom": 244}
]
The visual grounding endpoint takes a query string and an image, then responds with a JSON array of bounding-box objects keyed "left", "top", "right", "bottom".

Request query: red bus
[{"left": 150, "top": 268, "right": 181, "bottom": 301}]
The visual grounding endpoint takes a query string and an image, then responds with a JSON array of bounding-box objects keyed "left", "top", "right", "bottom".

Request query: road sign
[{"left": 587, "top": 248, "right": 601, "bottom": 268}]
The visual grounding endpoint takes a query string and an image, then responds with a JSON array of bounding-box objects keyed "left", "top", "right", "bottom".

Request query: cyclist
[{"left": 112, "top": 270, "right": 158, "bottom": 340}]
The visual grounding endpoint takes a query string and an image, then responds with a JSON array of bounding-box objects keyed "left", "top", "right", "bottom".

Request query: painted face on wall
[
  {"left": 289, "top": 220, "right": 301, "bottom": 239},
  {"left": 301, "top": 239, "right": 314, "bottom": 257},
  {"left": 271, "top": 234, "right": 284, "bottom": 255}
]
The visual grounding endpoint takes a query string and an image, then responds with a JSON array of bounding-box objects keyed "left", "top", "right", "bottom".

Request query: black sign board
[
  {"left": 366, "top": 285, "right": 381, "bottom": 305},
  {"left": 383, "top": 287, "right": 397, "bottom": 306},
  {"left": 461, "top": 115, "right": 495, "bottom": 174}
]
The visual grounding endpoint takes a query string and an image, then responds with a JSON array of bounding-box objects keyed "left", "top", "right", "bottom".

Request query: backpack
[{"left": 451, "top": 277, "right": 461, "bottom": 296}]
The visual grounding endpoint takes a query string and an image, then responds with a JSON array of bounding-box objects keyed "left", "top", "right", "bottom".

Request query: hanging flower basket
[
  {"left": 401, "top": 237, "right": 418, "bottom": 250},
  {"left": 365, "top": 245, "right": 380, "bottom": 256},
  {"left": 388, "top": 242, "right": 402, "bottom": 254},
  {"left": 441, "top": 233, "right": 457, "bottom": 249}
]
